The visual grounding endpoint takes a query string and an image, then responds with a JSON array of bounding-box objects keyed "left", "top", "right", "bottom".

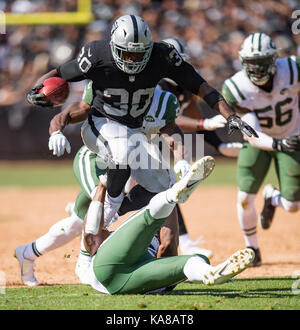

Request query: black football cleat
[{"left": 260, "top": 184, "right": 277, "bottom": 230}]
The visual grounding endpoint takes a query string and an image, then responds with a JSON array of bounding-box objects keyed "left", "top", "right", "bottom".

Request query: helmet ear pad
[{"left": 110, "top": 15, "right": 153, "bottom": 74}]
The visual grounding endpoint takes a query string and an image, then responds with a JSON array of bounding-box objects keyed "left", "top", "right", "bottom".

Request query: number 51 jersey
[
  {"left": 222, "top": 56, "right": 300, "bottom": 139},
  {"left": 57, "top": 39, "right": 205, "bottom": 129}
]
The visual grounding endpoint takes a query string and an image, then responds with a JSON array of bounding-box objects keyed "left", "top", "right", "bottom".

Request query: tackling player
[
  {"left": 26, "top": 14, "right": 258, "bottom": 229},
  {"left": 222, "top": 33, "right": 300, "bottom": 266},
  {"left": 81, "top": 156, "right": 255, "bottom": 294}
]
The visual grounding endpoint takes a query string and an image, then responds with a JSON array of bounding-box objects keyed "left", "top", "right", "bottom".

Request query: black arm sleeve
[
  {"left": 168, "top": 61, "right": 206, "bottom": 95},
  {"left": 57, "top": 59, "right": 85, "bottom": 82}
]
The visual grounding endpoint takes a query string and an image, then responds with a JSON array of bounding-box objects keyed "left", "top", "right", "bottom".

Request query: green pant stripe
[{"left": 83, "top": 149, "right": 98, "bottom": 194}]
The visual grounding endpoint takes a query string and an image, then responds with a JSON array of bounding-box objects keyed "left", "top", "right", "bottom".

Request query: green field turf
[
  {"left": 2, "top": 278, "right": 299, "bottom": 310},
  {"left": 0, "top": 158, "right": 279, "bottom": 187}
]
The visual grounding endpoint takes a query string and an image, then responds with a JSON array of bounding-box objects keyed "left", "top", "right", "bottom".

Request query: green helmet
[{"left": 239, "top": 33, "right": 277, "bottom": 86}]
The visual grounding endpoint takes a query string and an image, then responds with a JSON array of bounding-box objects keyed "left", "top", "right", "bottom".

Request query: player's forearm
[
  {"left": 83, "top": 183, "right": 108, "bottom": 256},
  {"left": 160, "top": 123, "right": 186, "bottom": 162},
  {"left": 198, "top": 82, "right": 235, "bottom": 119},
  {"left": 175, "top": 115, "right": 204, "bottom": 132},
  {"left": 49, "top": 101, "right": 90, "bottom": 135},
  {"left": 245, "top": 131, "right": 274, "bottom": 150}
]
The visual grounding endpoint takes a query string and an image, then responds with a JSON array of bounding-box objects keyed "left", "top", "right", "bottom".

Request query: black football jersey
[
  {"left": 158, "top": 79, "right": 193, "bottom": 112},
  {"left": 57, "top": 39, "right": 205, "bottom": 128}
]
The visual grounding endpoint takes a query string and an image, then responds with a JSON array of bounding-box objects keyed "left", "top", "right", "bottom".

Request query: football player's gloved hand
[
  {"left": 174, "top": 159, "right": 191, "bottom": 178},
  {"left": 273, "top": 135, "right": 300, "bottom": 153},
  {"left": 227, "top": 115, "right": 258, "bottom": 138},
  {"left": 27, "top": 84, "right": 53, "bottom": 107},
  {"left": 203, "top": 115, "right": 227, "bottom": 131},
  {"left": 48, "top": 131, "right": 71, "bottom": 157}
]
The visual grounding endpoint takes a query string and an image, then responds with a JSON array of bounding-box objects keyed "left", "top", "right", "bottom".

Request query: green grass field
[
  {"left": 0, "top": 158, "right": 279, "bottom": 187},
  {"left": 2, "top": 278, "right": 299, "bottom": 310},
  {"left": 1, "top": 159, "right": 298, "bottom": 311}
]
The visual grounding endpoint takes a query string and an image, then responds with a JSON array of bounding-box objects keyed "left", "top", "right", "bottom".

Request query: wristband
[
  {"left": 203, "top": 90, "right": 224, "bottom": 109},
  {"left": 197, "top": 119, "right": 204, "bottom": 130}
]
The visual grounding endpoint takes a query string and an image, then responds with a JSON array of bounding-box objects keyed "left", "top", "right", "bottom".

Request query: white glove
[
  {"left": 203, "top": 115, "right": 227, "bottom": 131},
  {"left": 48, "top": 130, "right": 71, "bottom": 157},
  {"left": 174, "top": 159, "right": 191, "bottom": 178}
]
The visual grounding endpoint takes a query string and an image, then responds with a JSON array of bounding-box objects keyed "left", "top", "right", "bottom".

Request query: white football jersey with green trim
[
  {"left": 141, "top": 87, "right": 180, "bottom": 136},
  {"left": 223, "top": 56, "right": 300, "bottom": 139}
]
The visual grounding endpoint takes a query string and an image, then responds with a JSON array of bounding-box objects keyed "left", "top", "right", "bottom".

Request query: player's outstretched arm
[
  {"left": 83, "top": 181, "right": 110, "bottom": 256},
  {"left": 197, "top": 82, "right": 258, "bottom": 138},
  {"left": 160, "top": 122, "right": 191, "bottom": 178}
]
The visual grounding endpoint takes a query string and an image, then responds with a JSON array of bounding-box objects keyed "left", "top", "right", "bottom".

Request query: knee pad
[{"left": 237, "top": 190, "right": 256, "bottom": 210}]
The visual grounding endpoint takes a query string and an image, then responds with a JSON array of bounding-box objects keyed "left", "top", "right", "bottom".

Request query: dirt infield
[{"left": 1, "top": 186, "right": 299, "bottom": 288}]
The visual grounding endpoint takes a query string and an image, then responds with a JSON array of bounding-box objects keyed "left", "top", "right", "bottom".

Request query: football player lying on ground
[
  {"left": 82, "top": 156, "right": 255, "bottom": 294},
  {"left": 27, "top": 14, "right": 258, "bottom": 232}
]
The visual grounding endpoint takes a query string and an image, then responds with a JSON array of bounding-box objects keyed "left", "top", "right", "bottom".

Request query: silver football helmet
[
  {"left": 110, "top": 15, "right": 153, "bottom": 74},
  {"left": 239, "top": 33, "right": 277, "bottom": 86}
]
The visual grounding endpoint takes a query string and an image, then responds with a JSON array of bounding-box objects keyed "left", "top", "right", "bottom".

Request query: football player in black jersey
[
  {"left": 27, "top": 14, "right": 257, "bottom": 226},
  {"left": 158, "top": 38, "right": 244, "bottom": 256}
]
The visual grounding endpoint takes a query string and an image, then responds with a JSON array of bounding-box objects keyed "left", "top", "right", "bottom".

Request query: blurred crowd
[{"left": 0, "top": 0, "right": 299, "bottom": 130}]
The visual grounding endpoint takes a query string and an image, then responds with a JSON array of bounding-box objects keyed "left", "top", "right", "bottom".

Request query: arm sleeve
[
  {"left": 242, "top": 112, "right": 274, "bottom": 150},
  {"left": 167, "top": 61, "right": 206, "bottom": 95},
  {"left": 57, "top": 59, "right": 85, "bottom": 82}
]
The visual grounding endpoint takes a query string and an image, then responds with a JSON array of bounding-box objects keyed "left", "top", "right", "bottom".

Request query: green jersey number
[{"left": 254, "top": 97, "right": 293, "bottom": 128}]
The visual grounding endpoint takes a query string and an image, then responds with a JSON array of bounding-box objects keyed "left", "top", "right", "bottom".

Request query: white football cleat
[
  {"left": 14, "top": 245, "right": 39, "bottom": 287},
  {"left": 168, "top": 156, "right": 215, "bottom": 204},
  {"left": 75, "top": 253, "right": 92, "bottom": 285},
  {"left": 202, "top": 248, "right": 255, "bottom": 285}
]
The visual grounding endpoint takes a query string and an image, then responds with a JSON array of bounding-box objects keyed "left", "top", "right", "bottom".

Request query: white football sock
[
  {"left": 183, "top": 256, "right": 211, "bottom": 282},
  {"left": 271, "top": 190, "right": 300, "bottom": 212},
  {"left": 31, "top": 213, "right": 83, "bottom": 257},
  {"left": 237, "top": 190, "right": 258, "bottom": 249},
  {"left": 148, "top": 190, "right": 175, "bottom": 219}
]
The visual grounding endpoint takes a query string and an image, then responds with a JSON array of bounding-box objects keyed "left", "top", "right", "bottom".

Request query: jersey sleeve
[
  {"left": 162, "top": 93, "right": 180, "bottom": 124},
  {"left": 289, "top": 56, "right": 300, "bottom": 88},
  {"left": 58, "top": 41, "right": 102, "bottom": 81},
  {"left": 159, "top": 42, "right": 206, "bottom": 95},
  {"left": 221, "top": 81, "right": 239, "bottom": 108},
  {"left": 82, "top": 81, "right": 93, "bottom": 105}
]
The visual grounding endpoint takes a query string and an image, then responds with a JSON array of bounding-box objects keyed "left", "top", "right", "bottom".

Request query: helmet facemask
[
  {"left": 110, "top": 41, "right": 153, "bottom": 74},
  {"left": 241, "top": 55, "right": 277, "bottom": 86}
]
